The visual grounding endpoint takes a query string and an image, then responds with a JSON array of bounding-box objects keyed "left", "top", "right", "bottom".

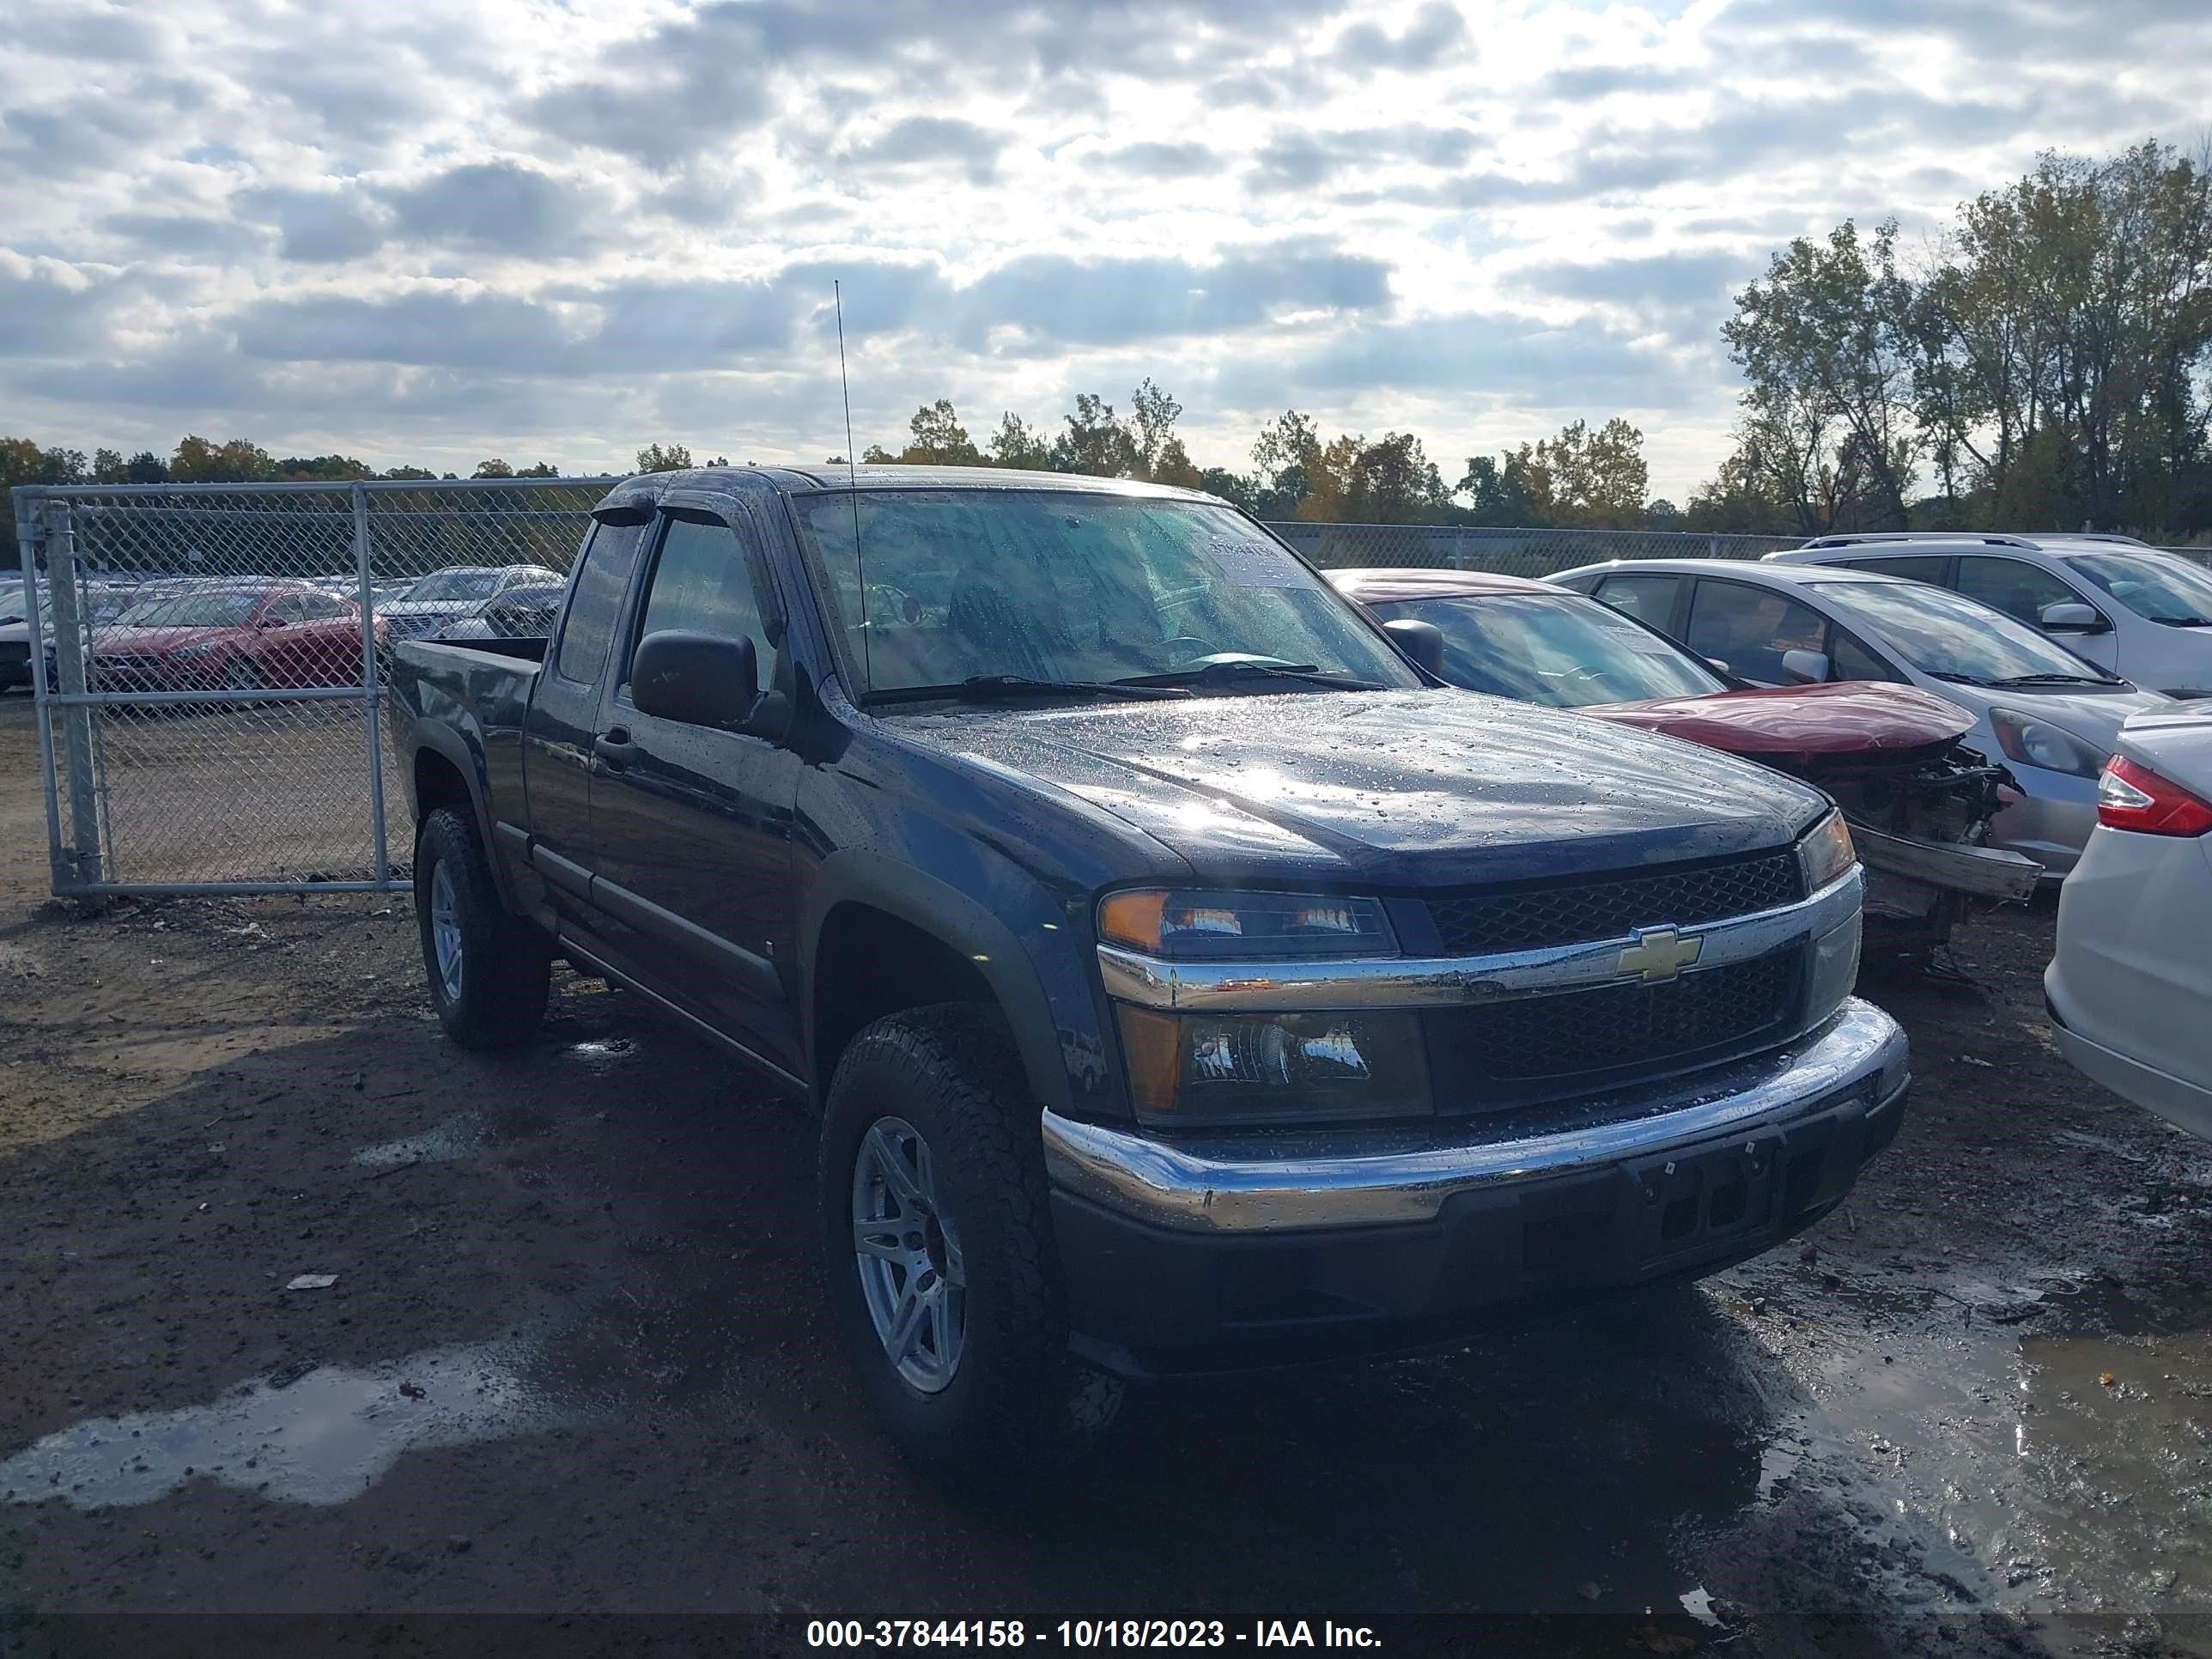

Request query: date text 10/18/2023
[{"left": 806, "top": 1620, "right": 1383, "bottom": 1649}]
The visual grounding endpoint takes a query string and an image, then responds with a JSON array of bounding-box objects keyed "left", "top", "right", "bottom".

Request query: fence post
[
  {"left": 43, "top": 498, "right": 104, "bottom": 888},
  {"left": 352, "top": 483, "right": 391, "bottom": 888},
  {"left": 14, "top": 489, "right": 71, "bottom": 893}
]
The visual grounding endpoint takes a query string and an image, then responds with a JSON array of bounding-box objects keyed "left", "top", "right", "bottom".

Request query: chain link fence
[
  {"left": 9, "top": 478, "right": 610, "bottom": 896},
  {"left": 8, "top": 477, "right": 2209, "bottom": 899}
]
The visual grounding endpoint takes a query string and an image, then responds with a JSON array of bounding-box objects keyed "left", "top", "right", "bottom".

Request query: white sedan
[{"left": 2045, "top": 706, "right": 2212, "bottom": 1138}]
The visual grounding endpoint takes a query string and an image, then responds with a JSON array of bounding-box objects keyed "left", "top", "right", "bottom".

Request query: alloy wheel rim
[
  {"left": 429, "top": 860, "right": 464, "bottom": 1002},
  {"left": 851, "top": 1115, "right": 965, "bottom": 1394}
]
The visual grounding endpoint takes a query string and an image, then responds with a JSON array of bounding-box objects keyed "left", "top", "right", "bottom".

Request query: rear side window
[
  {"left": 1830, "top": 630, "right": 1899, "bottom": 683},
  {"left": 1684, "top": 580, "right": 1829, "bottom": 685},
  {"left": 1955, "top": 556, "right": 2088, "bottom": 629},
  {"left": 1845, "top": 555, "right": 1948, "bottom": 581},
  {"left": 556, "top": 520, "right": 645, "bottom": 684},
  {"left": 1591, "top": 573, "right": 1683, "bottom": 629}
]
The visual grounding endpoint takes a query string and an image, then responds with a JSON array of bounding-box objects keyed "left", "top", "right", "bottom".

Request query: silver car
[
  {"left": 1549, "top": 558, "right": 2173, "bottom": 878},
  {"left": 2046, "top": 705, "right": 2212, "bottom": 1138}
]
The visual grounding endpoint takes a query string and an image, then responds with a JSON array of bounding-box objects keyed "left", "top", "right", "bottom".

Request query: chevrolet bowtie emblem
[{"left": 1617, "top": 926, "right": 1703, "bottom": 982}]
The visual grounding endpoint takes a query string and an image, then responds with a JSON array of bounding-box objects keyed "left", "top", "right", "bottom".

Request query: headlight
[
  {"left": 1098, "top": 888, "right": 1396, "bottom": 960},
  {"left": 1797, "top": 810, "right": 1856, "bottom": 893},
  {"left": 1115, "top": 1006, "right": 1432, "bottom": 1127},
  {"left": 1988, "top": 708, "right": 2106, "bottom": 778}
]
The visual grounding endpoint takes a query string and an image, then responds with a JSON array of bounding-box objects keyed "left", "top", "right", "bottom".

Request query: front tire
[
  {"left": 413, "top": 806, "right": 550, "bottom": 1049},
  {"left": 819, "top": 1005, "right": 1122, "bottom": 1481}
]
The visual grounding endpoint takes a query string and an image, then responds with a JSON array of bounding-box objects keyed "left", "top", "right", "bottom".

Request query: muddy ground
[{"left": 0, "top": 691, "right": 2208, "bottom": 1656}]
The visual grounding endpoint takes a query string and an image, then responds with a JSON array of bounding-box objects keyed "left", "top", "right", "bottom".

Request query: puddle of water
[
  {"left": 564, "top": 1038, "right": 637, "bottom": 1071},
  {"left": 0, "top": 1337, "right": 561, "bottom": 1510},
  {"left": 352, "top": 1113, "right": 482, "bottom": 1168},
  {"left": 1744, "top": 1272, "right": 2212, "bottom": 1614}
]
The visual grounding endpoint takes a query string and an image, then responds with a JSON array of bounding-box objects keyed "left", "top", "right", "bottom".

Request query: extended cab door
[
  {"left": 584, "top": 501, "right": 804, "bottom": 1075},
  {"left": 520, "top": 510, "right": 649, "bottom": 934}
]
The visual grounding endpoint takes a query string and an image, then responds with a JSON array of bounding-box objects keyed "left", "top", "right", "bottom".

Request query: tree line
[{"left": 8, "top": 136, "right": 2208, "bottom": 546}]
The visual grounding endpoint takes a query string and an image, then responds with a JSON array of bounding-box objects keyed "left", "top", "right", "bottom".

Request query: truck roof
[{"left": 596, "top": 464, "right": 1216, "bottom": 507}]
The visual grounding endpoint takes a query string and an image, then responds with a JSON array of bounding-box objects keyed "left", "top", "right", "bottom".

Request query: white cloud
[{"left": 0, "top": 0, "right": 2206, "bottom": 493}]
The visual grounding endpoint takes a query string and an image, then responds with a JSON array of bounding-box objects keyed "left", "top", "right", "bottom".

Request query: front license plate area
[{"left": 1632, "top": 1135, "right": 1782, "bottom": 1264}]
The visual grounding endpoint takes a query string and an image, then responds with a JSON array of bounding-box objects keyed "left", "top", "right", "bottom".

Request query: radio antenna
[{"left": 834, "top": 280, "right": 873, "bottom": 692}]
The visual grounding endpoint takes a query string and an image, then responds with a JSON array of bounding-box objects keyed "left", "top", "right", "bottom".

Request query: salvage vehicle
[
  {"left": 1768, "top": 533, "right": 2212, "bottom": 701},
  {"left": 1327, "top": 568, "right": 2037, "bottom": 961},
  {"left": 2046, "top": 706, "right": 2212, "bottom": 1139},
  {"left": 90, "top": 581, "right": 376, "bottom": 693},
  {"left": 389, "top": 466, "right": 1907, "bottom": 1477},
  {"left": 377, "top": 564, "right": 565, "bottom": 641},
  {"left": 1553, "top": 558, "right": 2175, "bottom": 879}
]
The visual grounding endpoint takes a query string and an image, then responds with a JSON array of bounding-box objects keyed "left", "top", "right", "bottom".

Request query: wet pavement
[{"left": 0, "top": 710, "right": 2205, "bottom": 1656}]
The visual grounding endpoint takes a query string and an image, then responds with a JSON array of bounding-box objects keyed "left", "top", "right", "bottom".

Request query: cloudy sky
[{"left": 2, "top": 0, "right": 2206, "bottom": 498}]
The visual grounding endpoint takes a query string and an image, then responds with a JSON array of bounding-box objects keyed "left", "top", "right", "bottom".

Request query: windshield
[
  {"left": 2063, "top": 553, "right": 2212, "bottom": 624},
  {"left": 112, "top": 592, "right": 264, "bottom": 629},
  {"left": 1370, "top": 592, "right": 1724, "bottom": 708},
  {"left": 1806, "top": 580, "right": 2116, "bottom": 684},
  {"left": 405, "top": 569, "right": 503, "bottom": 604},
  {"left": 792, "top": 491, "right": 1420, "bottom": 695}
]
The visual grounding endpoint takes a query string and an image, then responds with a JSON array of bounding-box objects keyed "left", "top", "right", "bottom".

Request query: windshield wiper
[
  {"left": 1923, "top": 670, "right": 1999, "bottom": 688},
  {"left": 862, "top": 674, "right": 1194, "bottom": 706},
  {"left": 2150, "top": 616, "right": 2212, "bottom": 627},
  {"left": 1988, "top": 672, "right": 2129, "bottom": 687},
  {"left": 1115, "top": 661, "right": 1387, "bottom": 691}
]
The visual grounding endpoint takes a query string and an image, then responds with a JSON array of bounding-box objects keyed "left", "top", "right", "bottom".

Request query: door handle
[{"left": 593, "top": 727, "right": 634, "bottom": 769}]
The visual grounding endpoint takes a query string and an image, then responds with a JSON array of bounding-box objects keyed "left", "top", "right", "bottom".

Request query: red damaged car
[
  {"left": 1329, "top": 568, "right": 2041, "bottom": 961},
  {"left": 92, "top": 582, "right": 380, "bottom": 694}
]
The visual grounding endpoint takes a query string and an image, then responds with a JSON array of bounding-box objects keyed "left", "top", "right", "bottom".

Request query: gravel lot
[{"left": 1, "top": 691, "right": 2208, "bottom": 1656}]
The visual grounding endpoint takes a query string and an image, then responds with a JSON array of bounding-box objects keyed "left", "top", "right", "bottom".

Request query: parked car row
[{"left": 0, "top": 565, "right": 568, "bottom": 694}]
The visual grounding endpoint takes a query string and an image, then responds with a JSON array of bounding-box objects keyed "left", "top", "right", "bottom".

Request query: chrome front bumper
[{"left": 1043, "top": 998, "right": 1909, "bottom": 1234}]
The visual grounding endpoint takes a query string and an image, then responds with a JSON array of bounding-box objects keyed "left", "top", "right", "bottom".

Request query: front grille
[
  {"left": 1431, "top": 947, "right": 1801, "bottom": 1103},
  {"left": 1427, "top": 849, "right": 1805, "bottom": 956}
]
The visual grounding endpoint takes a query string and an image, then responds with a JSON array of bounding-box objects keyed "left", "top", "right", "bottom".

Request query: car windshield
[
  {"left": 2063, "top": 553, "right": 2212, "bottom": 624},
  {"left": 406, "top": 569, "right": 503, "bottom": 603},
  {"left": 792, "top": 491, "right": 1420, "bottom": 695},
  {"left": 1367, "top": 592, "right": 1724, "bottom": 708},
  {"left": 1805, "top": 580, "right": 2115, "bottom": 684},
  {"left": 112, "top": 592, "right": 264, "bottom": 629}
]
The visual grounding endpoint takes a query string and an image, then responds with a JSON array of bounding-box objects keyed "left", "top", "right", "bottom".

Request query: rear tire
[
  {"left": 413, "top": 806, "right": 550, "bottom": 1049},
  {"left": 819, "top": 1004, "right": 1122, "bottom": 1482}
]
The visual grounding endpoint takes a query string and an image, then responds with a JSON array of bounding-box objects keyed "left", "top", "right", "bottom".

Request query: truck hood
[
  {"left": 893, "top": 689, "right": 1828, "bottom": 887},
  {"left": 1585, "top": 683, "right": 1975, "bottom": 758}
]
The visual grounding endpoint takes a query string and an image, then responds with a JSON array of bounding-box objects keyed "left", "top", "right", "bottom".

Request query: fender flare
[
  {"left": 406, "top": 722, "right": 513, "bottom": 909},
  {"left": 802, "top": 848, "right": 1073, "bottom": 1116}
]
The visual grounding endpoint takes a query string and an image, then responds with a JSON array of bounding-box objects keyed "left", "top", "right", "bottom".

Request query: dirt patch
[{"left": 1, "top": 694, "right": 2208, "bottom": 1656}]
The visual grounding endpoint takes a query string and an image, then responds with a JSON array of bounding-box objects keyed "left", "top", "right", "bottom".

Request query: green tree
[
  {"left": 635, "top": 442, "right": 694, "bottom": 473},
  {"left": 987, "top": 412, "right": 1053, "bottom": 470},
  {"left": 380, "top": 465, "right": 437, "bottom": 481},
  {"left": 1250, "top": 409, "right": 1324, "bottom": 517},
  {"left": 273, "top": 454, "right": 373, "bottom": 480},
  {"left": 1528, "top": 417, "right": 1650, "bottom": 528},
  {"left": 1051, "top": 393, "right": 1139, "bottom": 477},
  {"left": 472, "top": 458, "right": 515, "bottom": 478},
  {"left": 1458, "top": 453, "right": 1547, "bottom": 526},
  {"left": 1129, "top": 378, "right": 1182, "bottom": 480},
  {"left": 515, "top": 461, "right": 560, "bottom": 477},
  {"left": 123, "top": 451, "right": 170, "bottom": 483},
  {"left": 1343, "top": 432, "right": 1451, "bottom": 522},
  {"left": 1722, "top": 219, "right": 1919, "bottom": 532},
  {"left": 171, "top": 435, "right": 275, "bottom": 483},
  {"left": 91, "top": 447, "right": 128, "bottom": 483},
  {"left": 895, "top": 399, "right": 982, "bottom": 465}
]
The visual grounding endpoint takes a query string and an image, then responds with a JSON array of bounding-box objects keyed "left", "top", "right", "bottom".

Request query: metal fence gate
[
  {"left": 13, "top": 475, "right": 2207, "bottom": 899},
  {"left": 9, "top": 477, "right": 612, "bottom": 896}
]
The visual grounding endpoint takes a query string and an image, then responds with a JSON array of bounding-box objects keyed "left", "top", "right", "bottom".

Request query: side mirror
[
  {"left": 1382, "top": 617, "right": 1446, "bottom": 678},
  {"left": 2040, "top": 601, "right": 2106, "bottom": 633},
  {"left": 1781, "top": 647, "right": 1830, "bottom": 684},
  {"left": 632, "top": 629, "right": 757, "bottom": 728},
  {"left": 1705, "top": 657, "right": 1731, "bottom": 676}
]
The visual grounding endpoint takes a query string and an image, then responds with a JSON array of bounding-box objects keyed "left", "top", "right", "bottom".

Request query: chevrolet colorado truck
[{"left": 388, "top": 465, "right": 1908, "bottom": 1477}]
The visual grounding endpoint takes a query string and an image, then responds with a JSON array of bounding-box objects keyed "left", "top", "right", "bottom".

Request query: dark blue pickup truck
[{"left": 389, "top": 465, "right": 1906, "bottom": 1477}]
